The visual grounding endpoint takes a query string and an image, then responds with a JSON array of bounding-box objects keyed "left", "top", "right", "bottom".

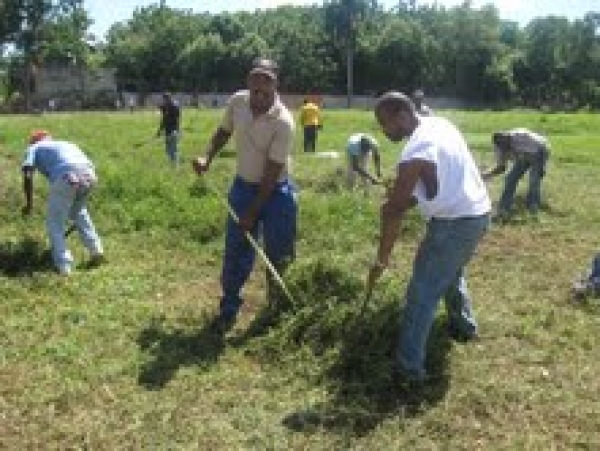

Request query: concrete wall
[
  {"left": 35, "top": 66, "right": 117, "bottom": 105},
  {"left": 123, "top": 91, "right": 469, "bottom": 111}
]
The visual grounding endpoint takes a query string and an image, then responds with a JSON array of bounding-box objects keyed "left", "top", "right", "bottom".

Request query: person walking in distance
[{"left": 156, "top": 92, "right": 181, "bottom": 166}]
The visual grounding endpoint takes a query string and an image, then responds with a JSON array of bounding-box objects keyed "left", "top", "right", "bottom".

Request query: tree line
[{"left": 1, "top": 1, "right": 599, "bottom": 109}]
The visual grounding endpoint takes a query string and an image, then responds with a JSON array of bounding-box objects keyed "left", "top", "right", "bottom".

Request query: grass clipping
[{"left": 248, "top": 257, "right": 400, "bottom": 380}]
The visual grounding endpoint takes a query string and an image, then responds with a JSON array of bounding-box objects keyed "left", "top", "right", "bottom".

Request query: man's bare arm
[
  {"left": 22, "top": 167, "right": 34, "bottom": 215},
  {"left": 352, "top": 154, "right": 380, "bottom": 184},
  {"left": 376, "top": 159, "right": 434, "bottom": 265},
  {"left": 193, "top": 127, "right": 232, "bottom": 174},
  {"left": 205, "top": 127, "right": 232, "bottom": 167}
]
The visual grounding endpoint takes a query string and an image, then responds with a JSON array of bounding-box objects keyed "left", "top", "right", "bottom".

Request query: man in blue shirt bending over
[{"left": 22, "top": 130, "right": 104, "bottom": 275}]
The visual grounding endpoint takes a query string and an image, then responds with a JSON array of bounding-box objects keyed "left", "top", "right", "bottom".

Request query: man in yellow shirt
[{"left": 299, "top": 98, "right": 322, "bottom": 152}]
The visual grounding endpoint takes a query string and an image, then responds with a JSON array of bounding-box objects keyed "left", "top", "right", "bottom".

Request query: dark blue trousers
[{"left": 220, "top": 176, "right": 297, "bottom": 319}]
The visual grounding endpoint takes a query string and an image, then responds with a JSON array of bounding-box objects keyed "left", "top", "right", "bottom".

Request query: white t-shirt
[
  {"left": 22, "top": 139, "right": 94, "bottom": 182},
  {"left": 399, "top": 116, "right": 491, "bottom": 219}
]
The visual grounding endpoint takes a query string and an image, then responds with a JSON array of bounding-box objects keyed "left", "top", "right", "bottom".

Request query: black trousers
[{"left": 303, "top": 125, "right": 318, "bottom": 152}]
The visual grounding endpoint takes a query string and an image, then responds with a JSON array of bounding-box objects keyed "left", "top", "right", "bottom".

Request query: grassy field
[{"left": 1, "top": 108, "right": 599, "bottom": 449}]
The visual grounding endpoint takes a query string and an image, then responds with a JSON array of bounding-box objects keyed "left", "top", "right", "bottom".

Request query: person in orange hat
[{"left": 22, "top": 130, "right": 104, "bottom": 275}]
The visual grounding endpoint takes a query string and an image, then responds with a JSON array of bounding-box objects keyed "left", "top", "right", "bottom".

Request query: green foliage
[
  {"left": 4, "top": 2, "right": 600, "bottom": 109},
  {"left": 177, "top": 33, "right": 225, "bottom": 91},
  {"left": 1, "top": 0, "right": 92, "bottom": 109},
  {"left": 357, "top": 16, "right": 434, "bottom": 93},
  {"left": 0, "top": 0, "right": 24, "bottom": 46},
  {"left": 250, "top": 257, "right": 366, "bottom": 354},
  {"left": 42, "top": 4, "right": 91, "bottom": 66},
  {"left": 104, "top": 5, "right": 202, "bottom": 92}
]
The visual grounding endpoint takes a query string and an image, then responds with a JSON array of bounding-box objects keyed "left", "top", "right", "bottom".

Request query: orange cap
[{"left": 29, "top": 129, "right": 50, "bottom": 144}]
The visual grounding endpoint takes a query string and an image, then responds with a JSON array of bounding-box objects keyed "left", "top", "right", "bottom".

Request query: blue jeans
[
  {"left": 220, "top": 177, "right": 297, "bottom": 319},
  {"left": 47, "top": 172, "right": 103, "bottom": 271},
  {"left": 499, "top": 152, "right": 547, "bottom": 214},
  {"left": 165, "top": 132, "right": 179, "bottom": 165},
  {"left": 397, "top": 214, "right": 489, "bottom": 379}
]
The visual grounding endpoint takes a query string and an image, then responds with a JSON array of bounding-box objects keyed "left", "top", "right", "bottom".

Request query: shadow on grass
[
  {"left": 228, "top": 297, "right": 297, "bottom": 348},
  {"left": 227, "top": 258, "right": 454, "bottom": 435},
  {"left": 281, "top": 301, "right": 452, "bottom": 436},
  {"left": 137, "top": 315, "right": 226, "bottom": 390},
  {"left": 137, "top": 257, "right": 456, "bottom": 432},
  {"left": 0, "top": 237, "right": 54, "bottom": 277},
  {"left": 491, "top": 195, "right": 566, "bottom": 225},
  {"left": 571, "top": 296, "right": 600, "bottom": 316}
]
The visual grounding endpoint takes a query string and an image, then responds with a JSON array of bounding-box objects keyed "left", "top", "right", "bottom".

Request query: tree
[
  {"left": 243, "top": 6, "right": 338, "bottom": 93},
  {"left": 7, "top": 2, "right": 600, "bottom": 110},
  {"left": 325, "top": 0, "right": 379, "bottom": 106},
  {"left": 415, "top": 2, "right": 512, "bottom": 102},
  {"left": 177, "top": 33, "right": 225, "bottom": 93},
  {"left": 356, "top": 16, "right": 433, "bottom": 94},
  {"left": 105, "top": 5, "right": 202, "bottom": 94},
  {"left": 564, "top": 13, "right": 600, "bottom": 107},
  {"left": 15, "top": 0, "right": 53, "bottom": 109},
  {"left": 202, "top": 14, "right": 269, "bottom": 92},
  {"left": 2, "top": 0, "right": 91, "bottom": 110},
  {"left": 43, "top": 4, "right": 91, "bottom": 66},
  {"left": 0, "top": 0, "right": 25, "bottom": 51},
  {"left": 516, "top": 17, "right": 573, "bottom": 107}
]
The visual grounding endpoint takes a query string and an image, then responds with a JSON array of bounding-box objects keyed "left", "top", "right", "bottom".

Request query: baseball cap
[
  {"left": 249, "top": 58, "right": 279, "bottom": 80},
  {"left": 29, "top": 129, "right": 50, "bottom": 144}
]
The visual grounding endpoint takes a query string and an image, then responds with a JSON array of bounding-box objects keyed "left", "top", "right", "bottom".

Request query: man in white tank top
[{"left": 369, "top": 91, "right": 491, "bottom": 382}]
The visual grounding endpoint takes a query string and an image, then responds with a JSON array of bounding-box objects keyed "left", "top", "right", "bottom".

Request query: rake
[{"left": 204, "top": 181, "right": 296, "bottom": 307}]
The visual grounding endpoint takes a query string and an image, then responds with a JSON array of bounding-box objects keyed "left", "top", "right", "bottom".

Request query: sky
[{"left": 85, "top": 0, "right": 600, "bottom": 41}]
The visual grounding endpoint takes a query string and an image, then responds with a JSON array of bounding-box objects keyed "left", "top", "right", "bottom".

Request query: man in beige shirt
[{"left": 193, "top": 58, "right": 297, "bottom": 329}]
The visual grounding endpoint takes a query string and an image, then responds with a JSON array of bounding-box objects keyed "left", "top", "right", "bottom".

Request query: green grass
[{"left": 1, "top": 108, "right": 600, "bottom": 449}]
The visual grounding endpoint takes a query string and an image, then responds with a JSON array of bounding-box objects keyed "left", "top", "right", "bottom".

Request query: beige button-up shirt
[{"left": 221, "top": 90, "right": 295, "bottom": 184}]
